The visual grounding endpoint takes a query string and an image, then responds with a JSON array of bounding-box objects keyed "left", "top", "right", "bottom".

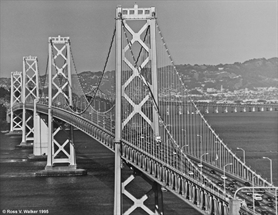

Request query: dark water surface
[
  {"left": 0, "top": 131, "right": 199, "bottom": 215},
  {"left": 0, "top": 112, "right": 277, "bottom": 215},
  {"left": 204, "top": 112, "right": 278, "bottom": 185}
]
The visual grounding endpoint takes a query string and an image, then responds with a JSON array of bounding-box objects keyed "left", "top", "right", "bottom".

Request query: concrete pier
[{"left": 35, "top": 165, "right": 87, "bottom": 177}]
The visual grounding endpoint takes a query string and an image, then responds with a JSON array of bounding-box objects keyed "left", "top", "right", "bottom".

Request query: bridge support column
[
  {"left": 8, "top": 110, "right": 22, "bottom": 137},
  {"left": 122, "top": 168, "right": 164, "bottom": 215},
  {"left": 36, "top": 120, "right": 86, "bottom": 176},
  {"left": 8, "top": 71, "right": 23, "bottom": 136},
  {"left": 114, "top": 3, "right": 162, "bottom": 214},
  {"left": 18, "top": 110, "right": 34, "bottom": 148},
  {"left": 18, "top": 56, "right": 39, "bottom": 148},
  {"left": 36, "top": 36, "right": 86, "bottom": 177},
  {"left": 228, "top": 199, "right": 241, "bottom": 215},
  {"left": 28, "top": 99, "right": 48, "bottom": 161}
]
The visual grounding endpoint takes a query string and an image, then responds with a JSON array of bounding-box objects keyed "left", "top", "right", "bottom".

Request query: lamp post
[
  {"left": 236, "top": 147, "right": 245, "bottom": 164},
  {"left": 199, "top": 152, "right": 209, "bottom": 167},
  {"left": 198, "top": 152, "right": 209, "bottom": 179},
  {"left": 181, "top": 144, "right": 189, "bottom": 153},
  {"left": 222, "top": 163, "right": 232, "bottom": 195},
  {"left": 180, "top": 144, "right": 189, "bottom": 174},
  {"left": 182, "top": 129, "right": 188, "bottom": 153},
  {"left": 263, "top": 156, "right": 273, "bottom": 185},
  {"left": 252, "top": 175, "right": 256, "bottom": 214}
]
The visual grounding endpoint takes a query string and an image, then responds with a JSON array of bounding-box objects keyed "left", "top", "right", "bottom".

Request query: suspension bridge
[{"left": 7, "top": 4, "right": 277, "bottom": 215}]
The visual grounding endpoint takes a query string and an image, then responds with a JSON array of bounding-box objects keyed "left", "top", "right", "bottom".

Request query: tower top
[
  {"left": 48, "top": 35, "right": 70, "bottom": 43},
  {"left": 11, "top": 71, "right": 22, "bottom": 75},
  {"left": 116, "top": 4, "right": 155, "bottom": 19},
  {"left": 24, "top": 56, "right": 37, "bottom": 60}
]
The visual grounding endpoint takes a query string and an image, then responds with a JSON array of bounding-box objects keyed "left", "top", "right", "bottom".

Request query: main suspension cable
[{"left": 69, "top": 25, "right": 116, "bottom": 115}]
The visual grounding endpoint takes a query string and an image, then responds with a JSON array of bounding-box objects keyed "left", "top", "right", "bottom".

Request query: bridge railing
[
  {"left": 16, "top": 99, "right": 278, "bottom": 215},
  {"left": 15, "top": 102, "right": 230, "bottom": 199},
  {"left": 17, "top": 92, "right": 274, "bottom": 193}
]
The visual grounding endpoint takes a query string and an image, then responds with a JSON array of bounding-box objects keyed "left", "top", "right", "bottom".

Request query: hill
[{"left": 1, "top": 57, "right": 277, "bottom": 94}]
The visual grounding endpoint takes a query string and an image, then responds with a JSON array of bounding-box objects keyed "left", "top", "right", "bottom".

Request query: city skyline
[{"left": 0, "top": 0, "right": 277, "bottom": 78}]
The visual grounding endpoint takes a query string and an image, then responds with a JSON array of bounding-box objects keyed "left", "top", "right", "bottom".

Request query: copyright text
[{"left": 2, "top": 209, "right": 49, "bottom": 214}]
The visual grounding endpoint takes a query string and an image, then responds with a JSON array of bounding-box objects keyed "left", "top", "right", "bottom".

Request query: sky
[{"left": 0, "top": 0, "right": 277, "bottom": 78}]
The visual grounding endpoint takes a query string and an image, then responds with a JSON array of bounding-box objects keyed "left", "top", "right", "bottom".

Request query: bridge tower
[
  {"left": 9, "top": 71, "right": 23, "bottom": 134},
  {"left": 114, "top": 4, "right": 162, "bottom": 214},
  {"left": 40, "top": 35, "right": 85, "bottom": 175},
  {"left": 19, "top": 56, "right": 39, "bottom": 147}
]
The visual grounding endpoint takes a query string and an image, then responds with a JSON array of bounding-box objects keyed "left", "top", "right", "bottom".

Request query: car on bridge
[
  {"left": 255, "top": 188, "right": 266, "bottom": 194},
  {"left": 267, "top": 201, "right": 274, "bottom": 207},
  {"left": 227, "top": 181, "right": 236, "bottom": 188},
  {"left": 266, "top": 196, "right": 273, "bottom": 202},
  {"left": 216, "top": 181, "right": 223, "bottom": 187},
  {"left": 209, "top": 169, "right": 216, "bottom": 174},
  {"left": 253, "top": 193, "right": 263, "bottom": 201},
  {"left": 245, "top": 192, "right": 253, "bottom": 196},
  {"left": 244, "top": 181, "right": 251, "bottom": 187},
  {"left": 246, "top": 200, "right": 260, "bottom": 208}
]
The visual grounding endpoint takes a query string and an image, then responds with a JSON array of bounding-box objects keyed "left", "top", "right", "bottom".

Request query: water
[
  {"left": 0, "top": 131, "right": 198, "bottom": 215},
  {"left": 204, "top": 112, "right": 278, "bottom": 185},
  {"left": 0, "top": 112, "right": 277, "bottom": 215}
]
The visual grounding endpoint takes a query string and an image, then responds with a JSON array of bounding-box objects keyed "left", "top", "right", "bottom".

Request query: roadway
[{"left": 187, "top": 158, "right": 277, "bottom": 215}]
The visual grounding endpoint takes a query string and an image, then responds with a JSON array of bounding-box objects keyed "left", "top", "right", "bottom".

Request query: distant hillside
[
  {"left": 1, "top": 57, "right": 277, "bottom": 93},
  {"left": 78, "top": 57, "right": 278, "bottom": 93},
  {"left": 175, "top": 57, "right": 278, "bottom": 91}
]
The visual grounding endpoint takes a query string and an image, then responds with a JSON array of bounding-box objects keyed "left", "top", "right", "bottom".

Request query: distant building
[{"left": 207, "top": 88, "right": 217, "bottom": 93}]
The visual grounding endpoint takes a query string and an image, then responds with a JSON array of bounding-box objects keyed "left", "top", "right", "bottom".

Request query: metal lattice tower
[
  {"left": 21, "top": 56, "right": 39, "bottom": 145},
  {"left": 10, "top": 71, "right": 23, "bottom": 132},
  {"left": 46, "top": 35, "right": 75, "bottom": 168},
  {"left": 114, "top": 4, "right": 162, "bottom": 215},
  {"left": 48, "top": 35, "right": 73, "bottom": 108}
]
